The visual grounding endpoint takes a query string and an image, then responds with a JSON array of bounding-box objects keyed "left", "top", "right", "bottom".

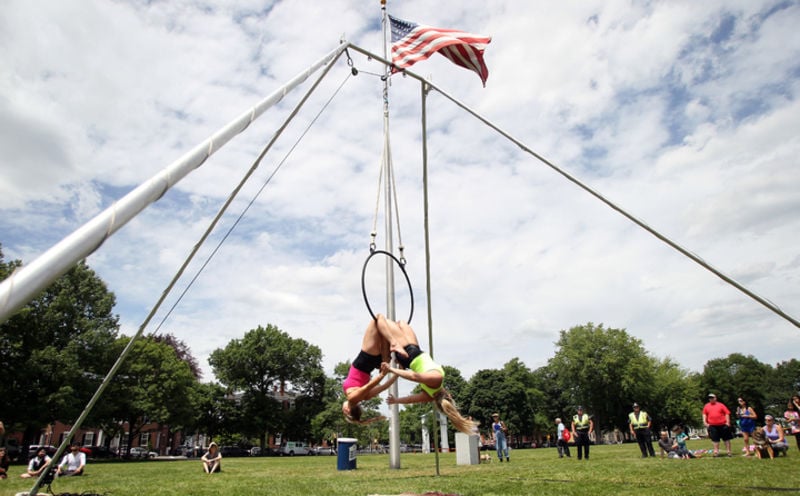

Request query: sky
[{"left": 1, "top": 0, "right": 799, "bottom": 402}]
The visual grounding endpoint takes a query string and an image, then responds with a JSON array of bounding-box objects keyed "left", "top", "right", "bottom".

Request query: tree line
[{"left": 1, "top": 244, "right": 798, "bottom": 451}]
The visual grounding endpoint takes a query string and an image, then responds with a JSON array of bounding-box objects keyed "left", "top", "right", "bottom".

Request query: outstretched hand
[
  {"left": 380, "top": 362, "right": 391, "bottom": 374},
  {"left": 387, "top": 394, "right": 397, "bottom": 405}
]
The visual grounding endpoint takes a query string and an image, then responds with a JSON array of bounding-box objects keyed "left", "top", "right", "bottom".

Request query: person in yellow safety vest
[
  {"left": 629, "top": 403, "right": 656, "bottom": 458},
  {"left": 571, "top": 406, "right": 593, "bottom": 460}
]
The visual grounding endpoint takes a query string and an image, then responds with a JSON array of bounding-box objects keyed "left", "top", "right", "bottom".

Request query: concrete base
[{"left": 455, "top": 432, "right": 480, "bottom": 465}]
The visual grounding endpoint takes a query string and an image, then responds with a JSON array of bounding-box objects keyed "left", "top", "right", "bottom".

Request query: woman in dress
[{"left": 736, "top": 397, "right": 757, "bottom": 456}]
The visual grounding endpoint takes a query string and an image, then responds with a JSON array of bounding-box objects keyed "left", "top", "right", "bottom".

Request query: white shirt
[{"left": 61, "top": 451, "right": 86, "bottom": 471}]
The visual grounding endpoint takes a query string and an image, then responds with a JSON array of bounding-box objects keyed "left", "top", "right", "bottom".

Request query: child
[{"left": 671, "top": 425, "right": 695, "bottom": 459}]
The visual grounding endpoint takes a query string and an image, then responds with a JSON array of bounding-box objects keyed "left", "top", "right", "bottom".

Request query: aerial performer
[
  {"left": 342, "top": 318, "right": 399, "bottom": 424},
  {"left": 375, "top": 314, "right": 479, "bottom": 435}
]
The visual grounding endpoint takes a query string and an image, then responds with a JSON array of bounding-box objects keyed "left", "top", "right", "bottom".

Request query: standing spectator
[
  {"left": 57, "top": 443, "right": 86, "bottom": 477},
  {"left": 556, "top": 417, "right": 571, "bottom": 458},
  {"left": 0, "top": 447, "right": 10, "bottom": 479},
  {"left": 736, "top": 397, "right": 757, "bottom": 456},
  {"left": 628, "top": 403, "right": 656, "bottom": 458},
  {"left": 491, "top": 413, "right": 509, "bottom": 462},
  {"left": 571, "top": 405, "right": 593, "bottom": 461},
  {"left": 702, "top": 393, "right": 733, "bottom": 457},
  {"left": 21, "top": 447, "right": 51, "bottom": 479},
  {"left": 784, "top": 395, "right": 800, "bottom": 452}
]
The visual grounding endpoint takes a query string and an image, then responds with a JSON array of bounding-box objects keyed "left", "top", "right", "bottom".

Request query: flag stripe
[{"left": 389, "top": 15, "right": 491, "bottom": 86}]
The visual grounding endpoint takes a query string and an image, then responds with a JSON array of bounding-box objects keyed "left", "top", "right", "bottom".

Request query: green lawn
[{"left": 3, "top": 440, "right": 798, "bottom": 496}]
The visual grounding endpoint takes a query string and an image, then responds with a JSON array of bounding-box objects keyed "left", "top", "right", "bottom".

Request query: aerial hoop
[{"left": 361, "top": 248, "right": 414, "bottom": 324}]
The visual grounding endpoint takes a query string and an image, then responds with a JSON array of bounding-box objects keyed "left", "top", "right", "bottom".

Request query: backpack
[{"left": 562, "top": 429, "right": 571, "bottom": 442}]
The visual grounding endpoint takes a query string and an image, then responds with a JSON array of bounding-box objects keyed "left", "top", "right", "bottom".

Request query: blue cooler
[{"left": 336, "top": 437, "right": 358, "bottom": 470}]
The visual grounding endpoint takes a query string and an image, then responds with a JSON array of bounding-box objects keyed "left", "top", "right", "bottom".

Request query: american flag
[{"left": 389, "top": 15, "right": 491, "bottom": 87}]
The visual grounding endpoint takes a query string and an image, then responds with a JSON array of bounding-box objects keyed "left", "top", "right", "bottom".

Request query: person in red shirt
[{"left": 702, "top": 393, "right": 733, "bottom": 457}]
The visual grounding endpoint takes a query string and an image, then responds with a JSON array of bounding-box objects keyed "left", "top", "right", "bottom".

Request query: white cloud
[{"left": 1, "top": 0, "right": 798, "bottom": 391}]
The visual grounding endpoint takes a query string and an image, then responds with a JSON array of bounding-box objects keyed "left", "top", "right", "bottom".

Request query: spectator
[
  {"left": 57, "top": 443, "right": 86, "bottom": 477},
  {"left": 671, "top": 425, "right": 695, "bottom": 459},
  {"left": 21, "top": 447, "right": 51, "bottom": 479},
  {"left": 571, "top": 405, "right": 593, "bottom": 461},
  {"left": 0, "top": 447, "right": 10, "bottom": 479},
  {"left": 736, "top": 397, "right": 757, "bottom": 457},
  {"left": 702, "top": 393, "right": 733, "bottom": 457},
  {"left": 491, "top": 413, "right": 509, "bottom": 462},
  {"left": 201, "top": 442, "right": 222, "bottom": 473},
  {"left": 763, "top": 415, "right": 789, "bottom": 456},
  {"left": 629, "top": 403, "right": 656, "bottom": 458},
  {"left": 657, "top": 431, "right": 676, "bottom": 458},
  {"left": 784, "top": 395, "right": 800, "bottom": 452},
  {"left": 556, "top": 417, "right": 571, "bottom": 459}
]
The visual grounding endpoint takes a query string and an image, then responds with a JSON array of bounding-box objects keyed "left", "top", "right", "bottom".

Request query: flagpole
[{"left": 381, "top": 0, "right": 402, "bottom": 470}]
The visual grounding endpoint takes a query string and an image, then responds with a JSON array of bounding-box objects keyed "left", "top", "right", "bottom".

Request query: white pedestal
[{"left": 455, "top": 432, "right": 479, "bottom": 465}]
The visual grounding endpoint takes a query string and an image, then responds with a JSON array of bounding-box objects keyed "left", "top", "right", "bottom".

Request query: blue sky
[{"left": 1, "top": 1, "right": 799, "bottom": 400}]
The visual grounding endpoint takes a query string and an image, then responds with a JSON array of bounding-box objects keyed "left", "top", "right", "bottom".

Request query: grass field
[{"left": 3, "top": 441, "right": 798, "bottom": 496}]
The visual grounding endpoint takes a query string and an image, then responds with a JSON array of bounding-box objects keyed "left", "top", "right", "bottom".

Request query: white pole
[
  {"left": 0, "top": 42, "right": 349, "bottom": 326},
  {"left": 381, "top": 0, "right": 402, "bottom": 471}
]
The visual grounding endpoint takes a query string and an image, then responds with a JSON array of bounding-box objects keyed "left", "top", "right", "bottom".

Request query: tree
[
  {"left": 0, "top": 247, "right": 120, "bottom": 444},
  {"left": 648, "top": 358, "right": 701, "bottom": 430},
  {"left": 766, "top": 359, "right": 800, "bottom": 414},
  {"left": 548, "top": 322, "right": 657, "bottom": 434},
  {"left": 209, "top": 324, "right": 325, "bottom": 447},
  {"left": 101, "top": 335, "right": 197, "bottom": 454},
  {"left": 699, "top": 353, "right": 771, "bottom": 418}
]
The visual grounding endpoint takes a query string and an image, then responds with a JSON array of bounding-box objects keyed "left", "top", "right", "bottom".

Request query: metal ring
[{"left": 361, "top": 249, "right": 414, "bottom": 324}]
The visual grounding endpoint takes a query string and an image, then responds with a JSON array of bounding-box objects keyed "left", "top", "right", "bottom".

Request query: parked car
[
  {"left": 310, "top": 446, "right": 336, "bottom": 456},
  {"left": 128, "top": 447, "right": 157, "bottom": 458},
  {"left": 220, "top": 446, "right": 250, "bottom": 457},
  {"left": 79, "top": 445, "right": 117, "bottom": 459},
  {"left": 280, "top": 441, "right": 310, "bottom": 456}
]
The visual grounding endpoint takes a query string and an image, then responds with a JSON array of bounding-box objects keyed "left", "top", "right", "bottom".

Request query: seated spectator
[
  {"left": 20, "top": 447, "right": 52, "bottom": 479},
  {"left": 763, "top": 415, "right": 789, "bottom": 456},
  {"left": 201, "top": 442, "right": 222, "bottom": 473},
  {"left": 57, "top": 443, "right": 86, "bottom": 477},
  {"left": 671, "top": 425, "right": 695, "bottom": 459},
  {"left": 657, "top": 431, "right": 678, "bottom": 458},
  {"left": 0, "top": 447, "right": 10, "bottom": 479}
]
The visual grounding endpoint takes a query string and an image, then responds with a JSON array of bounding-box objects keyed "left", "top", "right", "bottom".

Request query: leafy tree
[
  {"left": 698, "top": 353, "right": 771, "bottom": 419},
  {"left": 209, "top": 324, "right": 325, "bottom": 446},
  {"left": 189, "top": 381, "right": 233, "bottom": 444},
  {"left": 767, "top": 359, "right": 800, "bottom": 413},
  {"left": 0, "top": 248, "right": 120, "bottom": 444},
  {"left": 647, "top": 358, "right": 701, "bottom": 431},
  {"left": 548, "top": 322, "right": 656, "bottom": 433},
  {"left": 102, "top": 335, "right": 197, "bottom": 454}
]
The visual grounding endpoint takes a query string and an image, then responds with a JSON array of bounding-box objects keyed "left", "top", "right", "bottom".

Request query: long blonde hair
[{"left": 434, "top": 390, "right": 479, "bottom": 435}]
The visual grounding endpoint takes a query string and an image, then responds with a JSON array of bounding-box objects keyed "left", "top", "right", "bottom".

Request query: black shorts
[
  {"left": 353, "top": 350, "right": 381, "bottom": 373},
  {"left": 396, "top": 344, "right": 423, "bottom": 370},
  {"left": 708, "top": 424, "right": 733, "bottom": 442}
]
